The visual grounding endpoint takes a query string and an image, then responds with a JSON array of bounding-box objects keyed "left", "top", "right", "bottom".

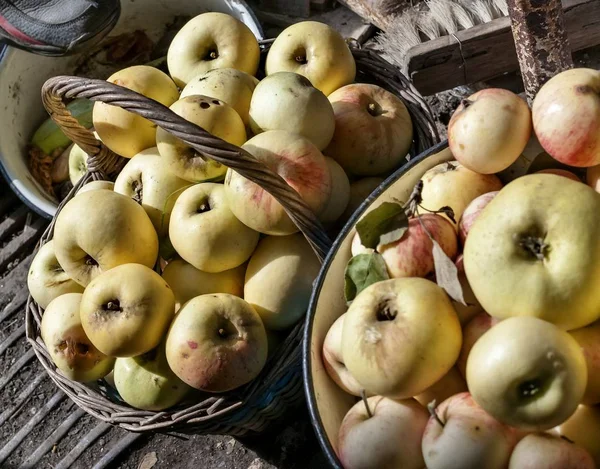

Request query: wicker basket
[{"left": 24, "top": 39, "right": 440, "bottom": 436}]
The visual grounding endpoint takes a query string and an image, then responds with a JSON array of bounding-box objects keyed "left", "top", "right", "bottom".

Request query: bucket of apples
[
  {"left": 24, "top": 11, "right": 439, "bottom": 435},
  {"left": 303, "top": 65, "right": 600, "bottom": 468}
]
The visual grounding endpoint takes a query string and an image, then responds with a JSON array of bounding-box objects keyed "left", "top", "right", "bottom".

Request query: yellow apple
[
  {"left": 165, "top": 293, "right": 267, "bottom": 392},
  {"left": 553, "top": 405, "right": 600, "bottom": 466},
  {"left": 114, "top": 147, "right": 191, "bottom": 238},
  {"left": 467, "top": 316, "right": 587, "bottom": 431},
  {"left": 464, "top": 174, "right": 600, "bottom": 330},
  {"left": 28, "top": 240, "right": 84, "bottom": 309},
  {"left": 41, "top": 293, "right": 114, "bottom": 382},
  {"left": 248, "top": 71, "right": 335, "bottom": 150},
  {"left": 339, "top": 177, "right": 385, "bottom": 224},
  {"left": 448, "top": 88, "right": 532, "bottom": 174},
  {"left": 77, "top": 180, "right": 114, "bottom": 195},
  {"left": 180, "top": 68, "right": 259, "bottom": 126},
  {"left": 420, "top": 161, "right": 503, "bottom": 229},
  {"left": 113, "top": 340, "right": 191, "bottom": 411},
  {"left": 325, "top": 83, "right": 413, "bottom": 176},
  {"left": 167, "top": 12, "right": 260, "bottom": 88},
  {"left": 169, "top": 183, "right": 259, "bottom": 273},
  {"left": 342, "top": 277, "right": 462, "bottom": 398},
  {"left": 93, "top": 65, "right": 179, "bottom": 158},
  {"left": 80, "top": 263, "right": 175, "bottom": 357},
  {"left": 224, "top": 130, "right": 331, "bottom": 235},
  {"left": 161, "top": 259, "right": 245, "bottom": 310},
  {"left": 244, "top": 233, "right": 320, "bottom": 330},
  {"left": 53, "top": 189, "right": 158, "bottom": 286},
  {"left": 68, "top": 141, "right": 88, "bottom": 185},
  {"left": 266, "top": 21, "right": 356, "bottom": 96},
  {"left": 156, "top": 95, "right": 246, "bottom": 183}
]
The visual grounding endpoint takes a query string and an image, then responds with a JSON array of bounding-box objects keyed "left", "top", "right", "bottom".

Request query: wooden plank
[
  {"left": 0, "top": 205, "right": 29, "bottom": 245},
  {"left": 259, "top": 0, "right": 310, "bottom": 18},
  {"left": 0, "top": 217, "right": 47, "bottom": 272},
  {"left": 337, "top": 0, "right": 406, "bottom": 31},
  {"left": 406, "top": 0, "right": 600, "bottom": 95}
]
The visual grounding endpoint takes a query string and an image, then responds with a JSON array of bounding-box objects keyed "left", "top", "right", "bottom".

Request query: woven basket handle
[{"left": 41, "top": 76, "right": 332, "bottom": 261}]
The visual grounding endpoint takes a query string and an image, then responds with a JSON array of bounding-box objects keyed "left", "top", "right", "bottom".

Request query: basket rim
[
  {"left": 25, "top": 39, "right": 441, "bottom": 435},
  {"left": 302, "top": 140, "right": 450, "bottom": 468}
]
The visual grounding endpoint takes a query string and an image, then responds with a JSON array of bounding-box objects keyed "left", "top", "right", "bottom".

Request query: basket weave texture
[{"left": 25, "top": 39, "right": 440, "bottom": 435}]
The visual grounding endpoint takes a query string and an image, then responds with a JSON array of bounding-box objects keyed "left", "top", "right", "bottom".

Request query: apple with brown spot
[
  {"left": 377, "top": 214, "right": 458, "bottom": 279},
  {"left": 422, "top": 392, "right": 520, "bottom": 469},
  {"left": 165, "top": 293, "right": 267, "bottom": 392},
  {"left": 532, "top": 68, "right": 600, "bottom": 167},
  {"left": 458, "top": 191, "right": 499, "bottom": 246}
]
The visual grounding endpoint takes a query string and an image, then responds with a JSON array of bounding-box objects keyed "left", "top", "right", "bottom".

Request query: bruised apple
[
  {"left": 165, "top": 294, "right": 267, "bottom": 392},
  {"left": 325, "top": 83, "right": 413, "bottom": 176},
  {"left": 338, "top": 396, "right": 429, "bottom": 469},
  {"left": 224, "top": 130, "right": 331, "bottom": 235},
  {"left": 80, "top": 264, "right": 175, "bottom": 357},
  {"left": 322, "top": 314, "right": 363, "bottom": 396},
  {"left": 53, "top": 190, "right": 158, "bottom": 287},
  {"left": 342, "top": 278, "right": 462, "bottom": 398},
  {"left": 464, "top": 174, "right": 600, "bottom": 330},
  {"left": 41, "top": 293, "right": 114, "bottom": 382},
  {"left": 420, "top": 161, "right": 503, "bottom": 230}
]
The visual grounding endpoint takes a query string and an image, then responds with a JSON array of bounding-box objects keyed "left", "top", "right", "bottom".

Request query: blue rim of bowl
[
  {"left": 0, "top": 0, "right": 264, "bottom": 220},
  {"left": 302, "top": 140, "right": 450, "bottom": 469}
]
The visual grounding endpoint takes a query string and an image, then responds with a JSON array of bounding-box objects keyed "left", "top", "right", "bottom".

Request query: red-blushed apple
[
  {"left": 448, "top": 88, "right": 532, "bottom": 174},
  {"left": 569, "top": 320, "right": 600, "bottom": 404},
  {"left": 457, "top": 312, "right": 500, "bottom": 379},
  {"left": 224, "top": 130, "right": 331, "bottom": 235},
  {"left": 420, "top": 161, "right": 503, "bottom": 230},
  {"left": 342, "top": 278, "right": 462, "bottom": 399},
  {"left": 414, "top": 367, "right": 467, "bottom": 408},
  {"left": 322, "top": 314, "right": 363, "bottom": 396},
  {"left": 586, "top": 164, "right": 600, "bottom": 192},
  {"left": 165, "top": 293, "right": 267, "bottom": 392},
  {"left": 452, "top": 254, "right": 484, "bottom": 325},
  {"left": 536, "top": 168, "right": 581, "bottom": 182},
  {"left": 325, "top": 83, "right": 413, "bottom": 177},
  {"left": 337, "top": 396, "right": 429, "bottom": 469},
  {"left": 320, "top": 156, "right": 350, "bottom": 224},
  {"left": 377, "top": 214, "right": 458, "bottom": 279},
  {"left": 467, "top": 317, "right": 587, "bottom": 431},
  {"left": 422, "top": 392, "right": 520, "bottom": 469},
  {"left": 553, "top": 405, "right": 600, "bottom": 467},
  {"left": 532, "top": 68, "right": 600, "bottom": 168},
  {"left": 508, "top": 433, "right": 595, "bottom": 469},
  {"left": 458, "top": 191, "right": 499, "bottom": 246}
]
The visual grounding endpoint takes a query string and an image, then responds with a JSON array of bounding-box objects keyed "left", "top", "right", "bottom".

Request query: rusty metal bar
[{"left": 507, "top": 0, "right": 574, "bottom": 103}]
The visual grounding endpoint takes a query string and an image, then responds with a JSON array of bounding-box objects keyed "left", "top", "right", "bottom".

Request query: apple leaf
[
  {"left": 432, "top": 240, "right": 467, "bottom": 306},
  {"left": 355, "top": 202, "right": 409, "bottom": 249},
  {"left": 344, "top": 252, "right": 390, "bottom": 303}
]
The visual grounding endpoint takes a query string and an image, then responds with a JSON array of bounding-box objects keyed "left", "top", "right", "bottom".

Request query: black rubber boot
[{"left": 0, "top": 0, "right": 120, "bottom": 56}]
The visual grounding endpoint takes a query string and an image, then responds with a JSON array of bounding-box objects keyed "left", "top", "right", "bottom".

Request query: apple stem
[
  {"left": 517, "top": 235, "right": 549, "bottom": 261},
  {"left": 460, "top": 98, "right": 473, "bottom": 109},
  {"left": 361, "top": 390, "right": 372, "bottom": 418},
  {"left": 403, "top": 181, "right": 423, "bottom": 216},
  {"left": 560, "top": 435, "right": 575, "bottom": 444},
  {"left": 427, "top": 400, "right": 445, "bottom": 428}
]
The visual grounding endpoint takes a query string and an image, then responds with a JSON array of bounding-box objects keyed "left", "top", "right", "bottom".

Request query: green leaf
[
  {"left": 355, "top": 202, "right": 408, "bottom": 249},
  {"left": 344, "top": 253, "right": 390, "bottom": 303},
  {"left": 432, "top": 240, "right": 467, "bottom": 305}
]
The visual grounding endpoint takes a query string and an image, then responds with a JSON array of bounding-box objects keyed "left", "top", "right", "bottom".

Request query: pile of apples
[
  {"left": 27, "top": 12, "right": 416, "bottom": 412},
  {"left": 325, "top": 69, "right": 600, "bottom": 469}
]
